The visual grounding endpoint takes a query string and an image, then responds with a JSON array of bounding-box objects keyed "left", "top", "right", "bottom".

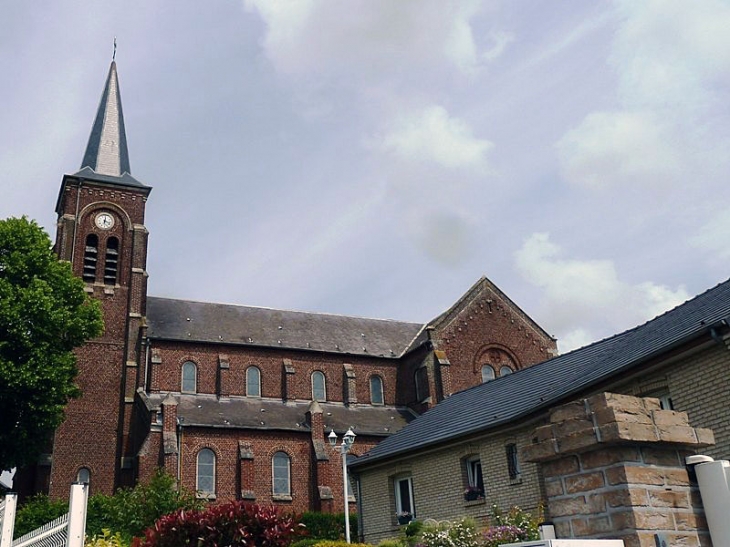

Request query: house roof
[
  {"left": 143, "top": 393, "right": 417, "bottom": 437},
  {"left": 146, "top": 296, "right": 425, "bottom": 358},
  {"left": 351, "top": 278, "right": 730, "bottom": 468}
]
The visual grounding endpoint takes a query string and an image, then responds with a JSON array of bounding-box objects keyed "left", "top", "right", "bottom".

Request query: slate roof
[
  {"left": 351, "top": 278, "right": 730, "bottom": 468},
  {"left": 146, "top": 296, "right": 426, "bottom": 358},
  {"left": 143, "top": 393, "right": 416, "bottom": 436}
]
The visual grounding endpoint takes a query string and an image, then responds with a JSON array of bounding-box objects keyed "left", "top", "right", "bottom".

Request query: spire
[{"left": 80, "top": 61, "right": 131, "bottom": 178}]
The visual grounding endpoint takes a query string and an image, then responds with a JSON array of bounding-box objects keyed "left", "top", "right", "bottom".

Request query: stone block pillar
[{"left": 523, "top": 392, "right": 714, "bottom": 547}]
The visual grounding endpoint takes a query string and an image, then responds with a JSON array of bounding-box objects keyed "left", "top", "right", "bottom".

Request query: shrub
[
  {"left": 310, "top": 541, "right": 370, "bottom": 547},
  {"left": 482, "top": 505, "right": 540, "bottom": 547},
  {"left": 85, "top": 529, "right": 126, "bottom": 547},
  {"left": 299, "top": 512, "right": 358, "bottom": 540},
  {"left": 378, "top": 539, "right": 407, "bottom": 547},
  {"left": 291, "top": 539, "right": 323, "bottom": 547},
  {"left": 138, "top": 502, "right": 302, "bottom": 547},
  {"left": 13, "top": 494, "right": 68, "bottom": 538},
  {"left": 420, "top": 518, "right": 480, "bottom": 547}
]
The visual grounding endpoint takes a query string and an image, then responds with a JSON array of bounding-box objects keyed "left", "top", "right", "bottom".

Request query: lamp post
[{"left": 328, "top": 427, "right": 356, "bottom": 543}]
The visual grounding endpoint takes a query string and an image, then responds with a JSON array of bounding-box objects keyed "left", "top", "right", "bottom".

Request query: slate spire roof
[{"left": 73, "top": 61, "right": 147, "bottom": 189}]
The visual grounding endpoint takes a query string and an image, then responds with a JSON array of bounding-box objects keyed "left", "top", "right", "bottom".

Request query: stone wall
[{"left": 524, "top": 392, "right": 714, "bottom": 547}]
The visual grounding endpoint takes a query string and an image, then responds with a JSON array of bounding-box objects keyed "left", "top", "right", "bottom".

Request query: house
[
  {"left": 351, "top": 277, "right": 730, "bottom": 544},
  {"left": 14, "top": 60, "right": 557, "bottom": 514}
]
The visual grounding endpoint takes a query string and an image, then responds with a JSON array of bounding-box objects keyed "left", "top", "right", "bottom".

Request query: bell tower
[{"left": 49, "top": 60, "right": 151, "bottom": 496}]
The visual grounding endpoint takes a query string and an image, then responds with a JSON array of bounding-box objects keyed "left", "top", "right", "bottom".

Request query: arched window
[
  {"left": 181, "top": 361, "right": 197, "bottom": 393},
  {"left": 272, "top": 451, "right": 291, "bottom": 496},
  {"left": 481, "top": 365, "right": 495, "bottom": 383},
  {"left": 370, "top": 375, "right": 384, "bottom": 405},
  {"left": 311, "top": 371, "right": 326, "bottom": 401},
  {"left": 103, "top": 237, "right": 119, "bottom": 285},
  {"left": 197, "top": 448, "right": 216, "bottom": 495},
  {"left": 82, "top": 234, "right": 98, "bottom": 283},
  {"left": 76, "top": 467, "right": 90, "bottom": 485},
  {"left": 499, "top": 366, "right": 513, "bottom": 377},
  {"left": 246, "top": 366, "right": 261, "bottom": 397}
]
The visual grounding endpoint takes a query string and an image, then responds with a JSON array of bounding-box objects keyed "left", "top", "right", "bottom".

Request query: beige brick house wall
[{"left": 356, "top": 426, "right": 545, "bottom": 544}]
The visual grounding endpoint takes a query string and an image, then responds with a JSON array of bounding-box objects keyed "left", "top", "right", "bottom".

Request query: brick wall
[
  {"left": 356, "top": 426, "right": 543, "bottom": 544},
  {"left": 523, "top": 392, "right": 713, "bottom": 547}
]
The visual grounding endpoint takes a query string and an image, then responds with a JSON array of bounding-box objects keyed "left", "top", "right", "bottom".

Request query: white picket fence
[{"left": 0, "top": 485, "right": 87, "bottom": 547}]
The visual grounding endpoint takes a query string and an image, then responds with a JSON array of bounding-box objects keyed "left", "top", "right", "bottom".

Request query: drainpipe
[
  {"left": 70, "top": 178, "right": 84, "bottom": 264},
  {"left": 686, "top": 455, "right": 730, "bottom": 546}
]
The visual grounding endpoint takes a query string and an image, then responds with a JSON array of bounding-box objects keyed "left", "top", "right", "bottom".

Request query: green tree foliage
[
  {"left": 299, "top": 512, "right": 358, "bottom": 540},
  {"left": 12, "top": 494, "right": 68, "bottom": 538},
  {"left": 0, "top": 217, "right": 103, "bottom": 470}
]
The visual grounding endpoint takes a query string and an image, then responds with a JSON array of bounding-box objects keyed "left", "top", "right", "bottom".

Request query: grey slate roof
[
  {"left": 144, "top": 393, "right": 416, "bottom": 436},
  {"left": 146, "top": 296, "right": 426, "bottom": 358},
  {"left": 352, "top": 278, "right": 730, "bottom": 468}
]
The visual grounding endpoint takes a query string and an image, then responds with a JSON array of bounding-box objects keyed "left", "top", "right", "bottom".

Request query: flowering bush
[
  {"left": 419, "top": 518, "right": 480, "bottom": 547},
  {"left": 482, "top": 505, "right": 539, "bottom": 547},
  {"left": 136, "top": 502, "right": 302, "bottom": 547}
]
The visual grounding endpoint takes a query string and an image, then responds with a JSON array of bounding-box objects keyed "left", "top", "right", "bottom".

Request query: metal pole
[
  {"left": 0, "top": 493, "right": 18, "bottom": 547},
  {"left": 65, "top": 483, "right": 88, "bottom": 547},
  {"left": 342, "top": 447, "right": 351, "bottom": 544}
]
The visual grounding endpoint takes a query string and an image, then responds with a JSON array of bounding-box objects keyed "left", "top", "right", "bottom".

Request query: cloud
[
  {"left": 690, "top": 209, "right": 730, "bottom": 260},
  {"left": 515, "top": 233, "right": 689, "bottom": 351},
  {"left": 482, "top": 31, "right": 514, "bottom": 62},
  {"left": 375, "top": 105, "right": 493, "bottom": 171},
  {"left": 555, "top": 110, "right": 678, "bottom": 189},
  {"left": 243, "top": 0, "right": 485, "bottom": 77}
]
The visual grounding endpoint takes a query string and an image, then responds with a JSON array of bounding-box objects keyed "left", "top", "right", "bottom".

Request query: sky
[{"left": 2, "top": 0, "right": 730, "bottom": 353}]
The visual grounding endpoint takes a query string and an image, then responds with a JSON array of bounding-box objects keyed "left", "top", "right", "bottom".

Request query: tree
[{"left": 0, "top": 217, "right": 103, "bottom": 470}]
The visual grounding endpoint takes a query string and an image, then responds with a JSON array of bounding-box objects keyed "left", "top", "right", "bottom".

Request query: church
[{"left": 17, "top": 61, "right": 557, "bottom": 513}]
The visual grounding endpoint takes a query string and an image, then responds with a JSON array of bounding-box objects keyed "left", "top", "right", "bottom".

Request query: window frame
[
  {"left": 311, "top": 371, "right": 326, "bottom": 401},
  {"left": 394, "top": 475, "right": 415, "bottom": 520},
  {"left": 272, "top": 451, "right": 292, "bottom": 497},
  {"left": 181, "top": 361, "right": 197, "bottom": 394},
  {"left": 499, "top": 365, "right": 513, "bottom": 377},
  {"left": 246, "top": 366, "right": 261, "bottom": 397},
  {"left": 76, "top": 467, "right": 90, "bottom": 485},
  {"left": 481, "top": 365, "right": 495, "bottom": 383},
  {"left": 506, "top": 443, "right": 521, "bottom": 482},
  {"left": 370, "top": 375, "right": 384, "bottom": 405},
  {"left": 466, "top": 456, "right": 484, "bottom": 496},
  {"left": 196, "top": 448, "right": 216, "bottom": 497},
  {"left": 414, "top": 367, "right": 428, "bottom": 402}
]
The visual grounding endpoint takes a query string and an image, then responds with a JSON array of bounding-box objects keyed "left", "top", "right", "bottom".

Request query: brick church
[{"left": 18, "top": 61, "right": 557, "bottom": 512}]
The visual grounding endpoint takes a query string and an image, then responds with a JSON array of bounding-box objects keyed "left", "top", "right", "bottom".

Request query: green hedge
[{"left": 299, "top": 512, "right": 358, "bottom": 540}]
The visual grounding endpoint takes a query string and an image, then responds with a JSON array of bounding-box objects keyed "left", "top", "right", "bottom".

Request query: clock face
[{"left": 95, "top": 212, "right": 115, "bottom": 230}]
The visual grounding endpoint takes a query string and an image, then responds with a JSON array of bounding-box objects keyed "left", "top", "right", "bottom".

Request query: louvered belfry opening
[
  {"left": 83, "top": 234, "right": 99, "bottom": 282},
  {"left": 104, "top": 237, "right": 119, "bottom": 285}
]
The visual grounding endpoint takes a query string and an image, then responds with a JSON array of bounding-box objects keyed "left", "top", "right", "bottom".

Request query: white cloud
[
  {"left": 243, "top": 0, "right": 484, "bottom": 77},
  {"left": 515, "top": 233, "right": 689, "bottom": 351},
  {"left": 482, "top": 31, "right": 514, "bottom": 62},
  {"left": 555, "top": 110, "right": 678, "bottom": 189},
  {"left": 690, "top": 209, "right": 730, "bottom": 259},
  {"left": 376, "top": 105, "right": 493, "bottom": 171}
]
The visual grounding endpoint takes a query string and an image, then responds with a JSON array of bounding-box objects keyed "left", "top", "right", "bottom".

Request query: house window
[
  {"left": 311, "top": 371, "right": 326, "bottom": 401},
  {"left": 481, "top": 365, "right": 495, "bottom": 383},
  {"left": 370, "top": 375, "right": 384, "bottom": 405},
  {"left": 76, "top": 467, "right": 90, "bottom": 485},
  {"left": 246, "top": 366, "right": 261, "bottom": 397},
  {"left": 659, "top": 394, "right": 674, "bottom": 410},
  {"left": 103, "top": 237, "right": 119, "bottom": 285},
  {"left": 82, "top": 234, "right": 98, "bottom": 282},
  {"left": 394, "top": 476, "right": 415, "bottom": 520},
  {"left": 499, "top": 366, "right": 513, "bottom": 377},
  {"left": 414, "top": 367, "right": 428, "bottom": 401},
  {"left": 197, "top": 448, "right": 216, "bottom": 496},
  {"left": 181, "top": 361, "right": 197, "bottom": 393},
  {"left": 272, "top": 451, "right": 291, "bottom": 496},
  {"left": 464, "top": 456, "right": 484, "bottom": 500},
  {"left": 506, "top": 443, "right": 521, "bottom": 481}
]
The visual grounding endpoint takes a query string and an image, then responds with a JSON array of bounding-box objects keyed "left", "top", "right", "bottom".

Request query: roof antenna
[{"left": 113, "top": 36, "right": 117, "bottom": 61}]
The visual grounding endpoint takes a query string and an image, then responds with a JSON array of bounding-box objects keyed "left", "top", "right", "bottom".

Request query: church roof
[
  {"left": 352, "top": 277, "right": 730, "bottom": 468},
  {"left": 75, "top": 61, "right": 147, "bottom": 188},
  {"left": 146, "top": 296, "right": 426, "bottom": 358},
  {"left": 144, "top": 393, "right": 416, "bottom": 437}
]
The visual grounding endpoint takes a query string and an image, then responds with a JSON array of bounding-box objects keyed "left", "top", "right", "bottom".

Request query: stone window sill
[
  {"left": 272, "top": 494, "right": 293, "bottom": 502},
  {"left": 463, "top": 498, "right": 486, "bottom": 507}
]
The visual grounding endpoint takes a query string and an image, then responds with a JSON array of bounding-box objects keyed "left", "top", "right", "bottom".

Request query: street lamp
[{"left": 328, "top": 427, "right": 356, "bottom": 543}]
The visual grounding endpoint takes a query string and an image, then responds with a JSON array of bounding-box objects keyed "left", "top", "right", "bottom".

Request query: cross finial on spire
[{"left": 113, "top": 37, "right": 117, "bottom": 61}]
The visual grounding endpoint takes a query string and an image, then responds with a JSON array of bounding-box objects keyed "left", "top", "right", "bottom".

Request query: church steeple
[{"left": 80, "top": 61, "right": 131, "bottom": 177}]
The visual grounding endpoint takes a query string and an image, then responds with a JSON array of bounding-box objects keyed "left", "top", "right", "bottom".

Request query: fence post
[
  {"left": 65, "top": 484, "right": 88, "bottom": 547},
  {"left": 0, "top": 493, "right": 18, "bottom": 547}
]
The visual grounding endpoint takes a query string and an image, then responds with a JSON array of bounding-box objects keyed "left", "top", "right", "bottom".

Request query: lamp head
[
  {"left": 328, "top": 429, "right": 338, "bottom": 448},
  {"left": 343, "top": 427, "right": 356, "bottom": 448}
]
